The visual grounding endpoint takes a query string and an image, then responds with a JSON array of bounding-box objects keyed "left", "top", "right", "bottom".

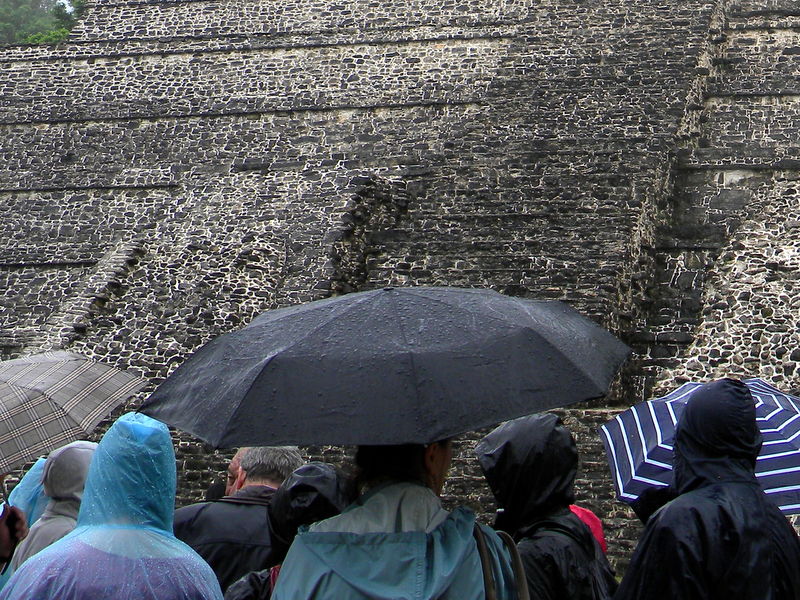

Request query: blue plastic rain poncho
[
  {"left": 0, "top": 458, "right": 49, "bottom": 590},
  {"left": 271, "top": 481, "right": 516, "bottom": 600},
  {"left": 7, "top": 458, "right": 48, "bottom": 528},
  {"left": 0, "top": 413, "right": 223, "bottom": 600}
]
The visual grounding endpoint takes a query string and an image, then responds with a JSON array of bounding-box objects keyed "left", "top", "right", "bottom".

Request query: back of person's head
[
  {"left": 476, "top": 413, "right": 577, "bottom": 532},
  {"left": 42, "top": 441, "right": 97, "bottom": 503},
  {"left": 239, "top": 446, "right": 303, "bottom": 486},
  {"left": 78, "top": 412, "right": 176, "bottom": 531},
  {"left": 269, "top": 462, "right": 356, "bottom": 559},
  {"left": 353, "top": 439, "right": 451, "bottom": 493},
  {"left": 675, "top": 378, "right": 761, "bottom": 462},
  {"left": 204, "top": 479, "right": 226, "bottom": 501},
  {"left": 672, "top": 378, "right": 761, "bottom": 495},
  {"left": 354, "top": 444, "right": 426, "bottom": 490}
]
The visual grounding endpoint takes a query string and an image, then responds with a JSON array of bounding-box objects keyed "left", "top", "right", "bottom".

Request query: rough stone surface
[{"left": 1, "top": 0, "right": 799, "bottom": 571}]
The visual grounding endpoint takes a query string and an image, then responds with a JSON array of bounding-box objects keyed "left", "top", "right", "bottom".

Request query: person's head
[
  {"left": 225, "top": 448, "right": 248, "bottom": 496},
  {"left": 354, "top": 439, "right": 453, "bottom": 496},
  {"left": 42, "top": 440, "right": 97, "bottom": 503},
  {"left": 233, "top": 446, "right": 304, "bottom": 491},
  {"left": 269, "top": 462, "right": 356, "bottom": 559},
  {"left": 78, "top": 412, "right": 176, "bottom": 531},
  {"left": 476, "top": 413, "right": 577, "bottom": 533},
  {"left": 672, "top": 378, "right": 761, "bottom": 493},
  {"left": 204, "top": 480, "right": 226, "bottom": 502}
]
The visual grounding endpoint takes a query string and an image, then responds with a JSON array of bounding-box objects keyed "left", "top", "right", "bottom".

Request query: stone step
[
  {"left": 366, "top": 248, "right": 617, "bottom": 274},
  {"left": 678, "top": 146, "right": 800, "bottom": 170},
  {"left": 0, "top": 38, "right": 504, "bottom": 123},
  {"left": 72, "top": 0, "right": 530, "bottom": 43},
  {"left": 727, "top": 0, "right": 800, "bottom": 19}
]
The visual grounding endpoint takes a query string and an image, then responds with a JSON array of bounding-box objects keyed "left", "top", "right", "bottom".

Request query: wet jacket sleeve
[
  {"left": 614, "top": 508, "right": 710, "bottom": 600},
  {"left": 224, "top": 570, "right": 272, "bottom": 600}
]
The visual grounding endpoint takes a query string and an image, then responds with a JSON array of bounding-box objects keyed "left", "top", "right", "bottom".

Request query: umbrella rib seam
[{"left": 389, "top": 290, "right": 427, "bottom": 442}]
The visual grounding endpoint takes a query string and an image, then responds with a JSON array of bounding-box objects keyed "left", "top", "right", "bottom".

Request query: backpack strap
[
  {"left": 496, "top": 530, "right": 530, "bottom": 600},
  {"left": 473, "top": 523, "right": 498, "bottom": 600},
  {"left": 473, "top": 524, "right": 531, "bottom": 600}
]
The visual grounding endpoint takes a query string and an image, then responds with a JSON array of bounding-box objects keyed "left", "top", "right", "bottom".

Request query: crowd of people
[{"left": 0, "top": 378, "right": 798, "bottom": 599}]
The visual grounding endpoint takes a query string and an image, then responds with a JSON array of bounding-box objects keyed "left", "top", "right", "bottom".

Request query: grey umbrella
[
  {"left": 0, "top": 351, "right": 146, "bottom": 474},
  {"left": 142, "top": 287, "right": 630, "bottom": 447}
]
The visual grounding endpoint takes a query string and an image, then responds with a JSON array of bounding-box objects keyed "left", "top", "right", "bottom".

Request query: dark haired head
[{"left": 354, "top": 440, "right": 450, "bottom": 492}]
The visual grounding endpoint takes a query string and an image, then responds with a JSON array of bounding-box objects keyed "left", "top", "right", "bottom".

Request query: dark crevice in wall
[{"left": 328, "top": 175, "right": 413, "bottom": 295}]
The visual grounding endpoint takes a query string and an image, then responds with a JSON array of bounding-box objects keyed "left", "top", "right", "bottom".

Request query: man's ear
[
  {"left": 233, "top": 468, "right": 247, "bottom": 492},
  {"left": 423, "top": 444, "right": 437, "bottom": 475}
]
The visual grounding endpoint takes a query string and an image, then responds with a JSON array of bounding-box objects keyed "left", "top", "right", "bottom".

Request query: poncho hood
[
  {"left": 8, "top": 457, "right": 48, "bottom": 527},
  {"left": 78, "top": 412, "right": 176, "bottom": 531},
  {"left": 672, "top": 378, "right": 762, "bottom": 494},
  {"left": 275, "top": 507, "right": 496, "bottom": 600},
  {"left": 476, "top": 413, "right": 576, "bottom": 534},
  {"left": 42, "top": 441, "right": 97, "bottom": 503},
  {"left": 269, "top": 462, "right": 354, "bottom": 549}
]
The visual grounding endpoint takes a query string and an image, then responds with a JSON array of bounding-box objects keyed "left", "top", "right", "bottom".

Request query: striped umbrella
[
  {"left": 0, "top": 351, "right": 146, "bottom": 474},
  {"left": 600, "top": 378, "right": 800, "bottom": 515}
]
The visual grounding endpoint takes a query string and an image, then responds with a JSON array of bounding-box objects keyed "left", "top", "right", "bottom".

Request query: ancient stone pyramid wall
[
  {"left": 646, "top": 1, "right": 800, "bottom": 390},
  {"left": 2, "top": 0, "right": 798, "bottom": 567}
]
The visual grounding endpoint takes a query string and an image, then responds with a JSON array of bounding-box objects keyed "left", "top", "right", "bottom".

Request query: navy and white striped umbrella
[{"left": 600, "top": 378, "right": 800, "bottom": 515}]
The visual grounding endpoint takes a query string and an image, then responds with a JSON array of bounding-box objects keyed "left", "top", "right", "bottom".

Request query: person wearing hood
[
  {"left": 224, "top": 461, "right": 356, "bottom": 600},
  {"left": 615, "top": 378, "right": 800, "bottom": 600},
  {"left": 7, "top": 457, "right": 49, "bottom": 529},
  {"left": 9, "top": 440, "right": 97, "bottom": 570},
  {"left": 271, "top": 441, "right": 520, "bottom": 600},
  {"left": 0, "top": 412, "right": 223, "bottom": 600},
  {"left": 0, "top": 459, "right": 47, "bottom": 591},
  {"left": 477, "top": 413, "right": 616, "bottom": 600}
]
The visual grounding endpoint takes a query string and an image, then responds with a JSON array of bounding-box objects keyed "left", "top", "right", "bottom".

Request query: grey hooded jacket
[{"left": 10, "top": 440, "right": 97, "bottom": 570}]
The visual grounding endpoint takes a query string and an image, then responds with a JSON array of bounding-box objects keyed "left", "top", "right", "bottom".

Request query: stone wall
[
  {"left": 1, "top": 0, "right": 797, "bottom": 572},
  {"left": 636, "top": 0, "right": 800, "bottom": 394}
]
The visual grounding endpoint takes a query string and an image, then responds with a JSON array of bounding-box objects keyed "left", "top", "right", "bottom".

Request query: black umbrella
[{"left": 141, "top": 287, "right": 630, "bottom": 446}]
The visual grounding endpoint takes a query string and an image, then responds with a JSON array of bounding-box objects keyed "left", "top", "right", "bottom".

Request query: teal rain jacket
[
  {"left": 0, "top": 413, "right": 223, "bottom": 600},
  {"left": 272, "top": 483, "right": 516, "bottom": 600}
]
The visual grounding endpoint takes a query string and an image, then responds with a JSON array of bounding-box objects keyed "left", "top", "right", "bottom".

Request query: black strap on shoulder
[
  {"left": 473, "top": 523, "right": 498, "bottom": 600},
  {"left": 496, "top": 530, "right": 530, "bottom": 600}
]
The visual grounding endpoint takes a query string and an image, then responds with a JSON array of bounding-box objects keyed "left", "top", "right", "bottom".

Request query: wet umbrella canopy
[
  {"left": 600, "top": 378, "right": 800, "bottom": 514},
  {"left": 142, "top": 287, "right": 630, "bottom": 446},
  {"left": 0, "top": 351, "right": 146, "bottom": 474}
]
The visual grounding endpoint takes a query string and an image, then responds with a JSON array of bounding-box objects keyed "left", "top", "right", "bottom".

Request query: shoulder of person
[{"left": 173, "top": 500, "right": 216, "bottom": 528}]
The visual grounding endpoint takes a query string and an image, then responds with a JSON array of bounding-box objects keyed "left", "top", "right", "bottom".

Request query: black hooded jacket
[
  {"left": 615, "top": 378, "right": 800, "bottom": 600},
  {"left": 224, "top": 462, "right": 355, "bottom": 600},
  {"left": 477, "top": 413, "right": 617, "bottom": 600}
]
